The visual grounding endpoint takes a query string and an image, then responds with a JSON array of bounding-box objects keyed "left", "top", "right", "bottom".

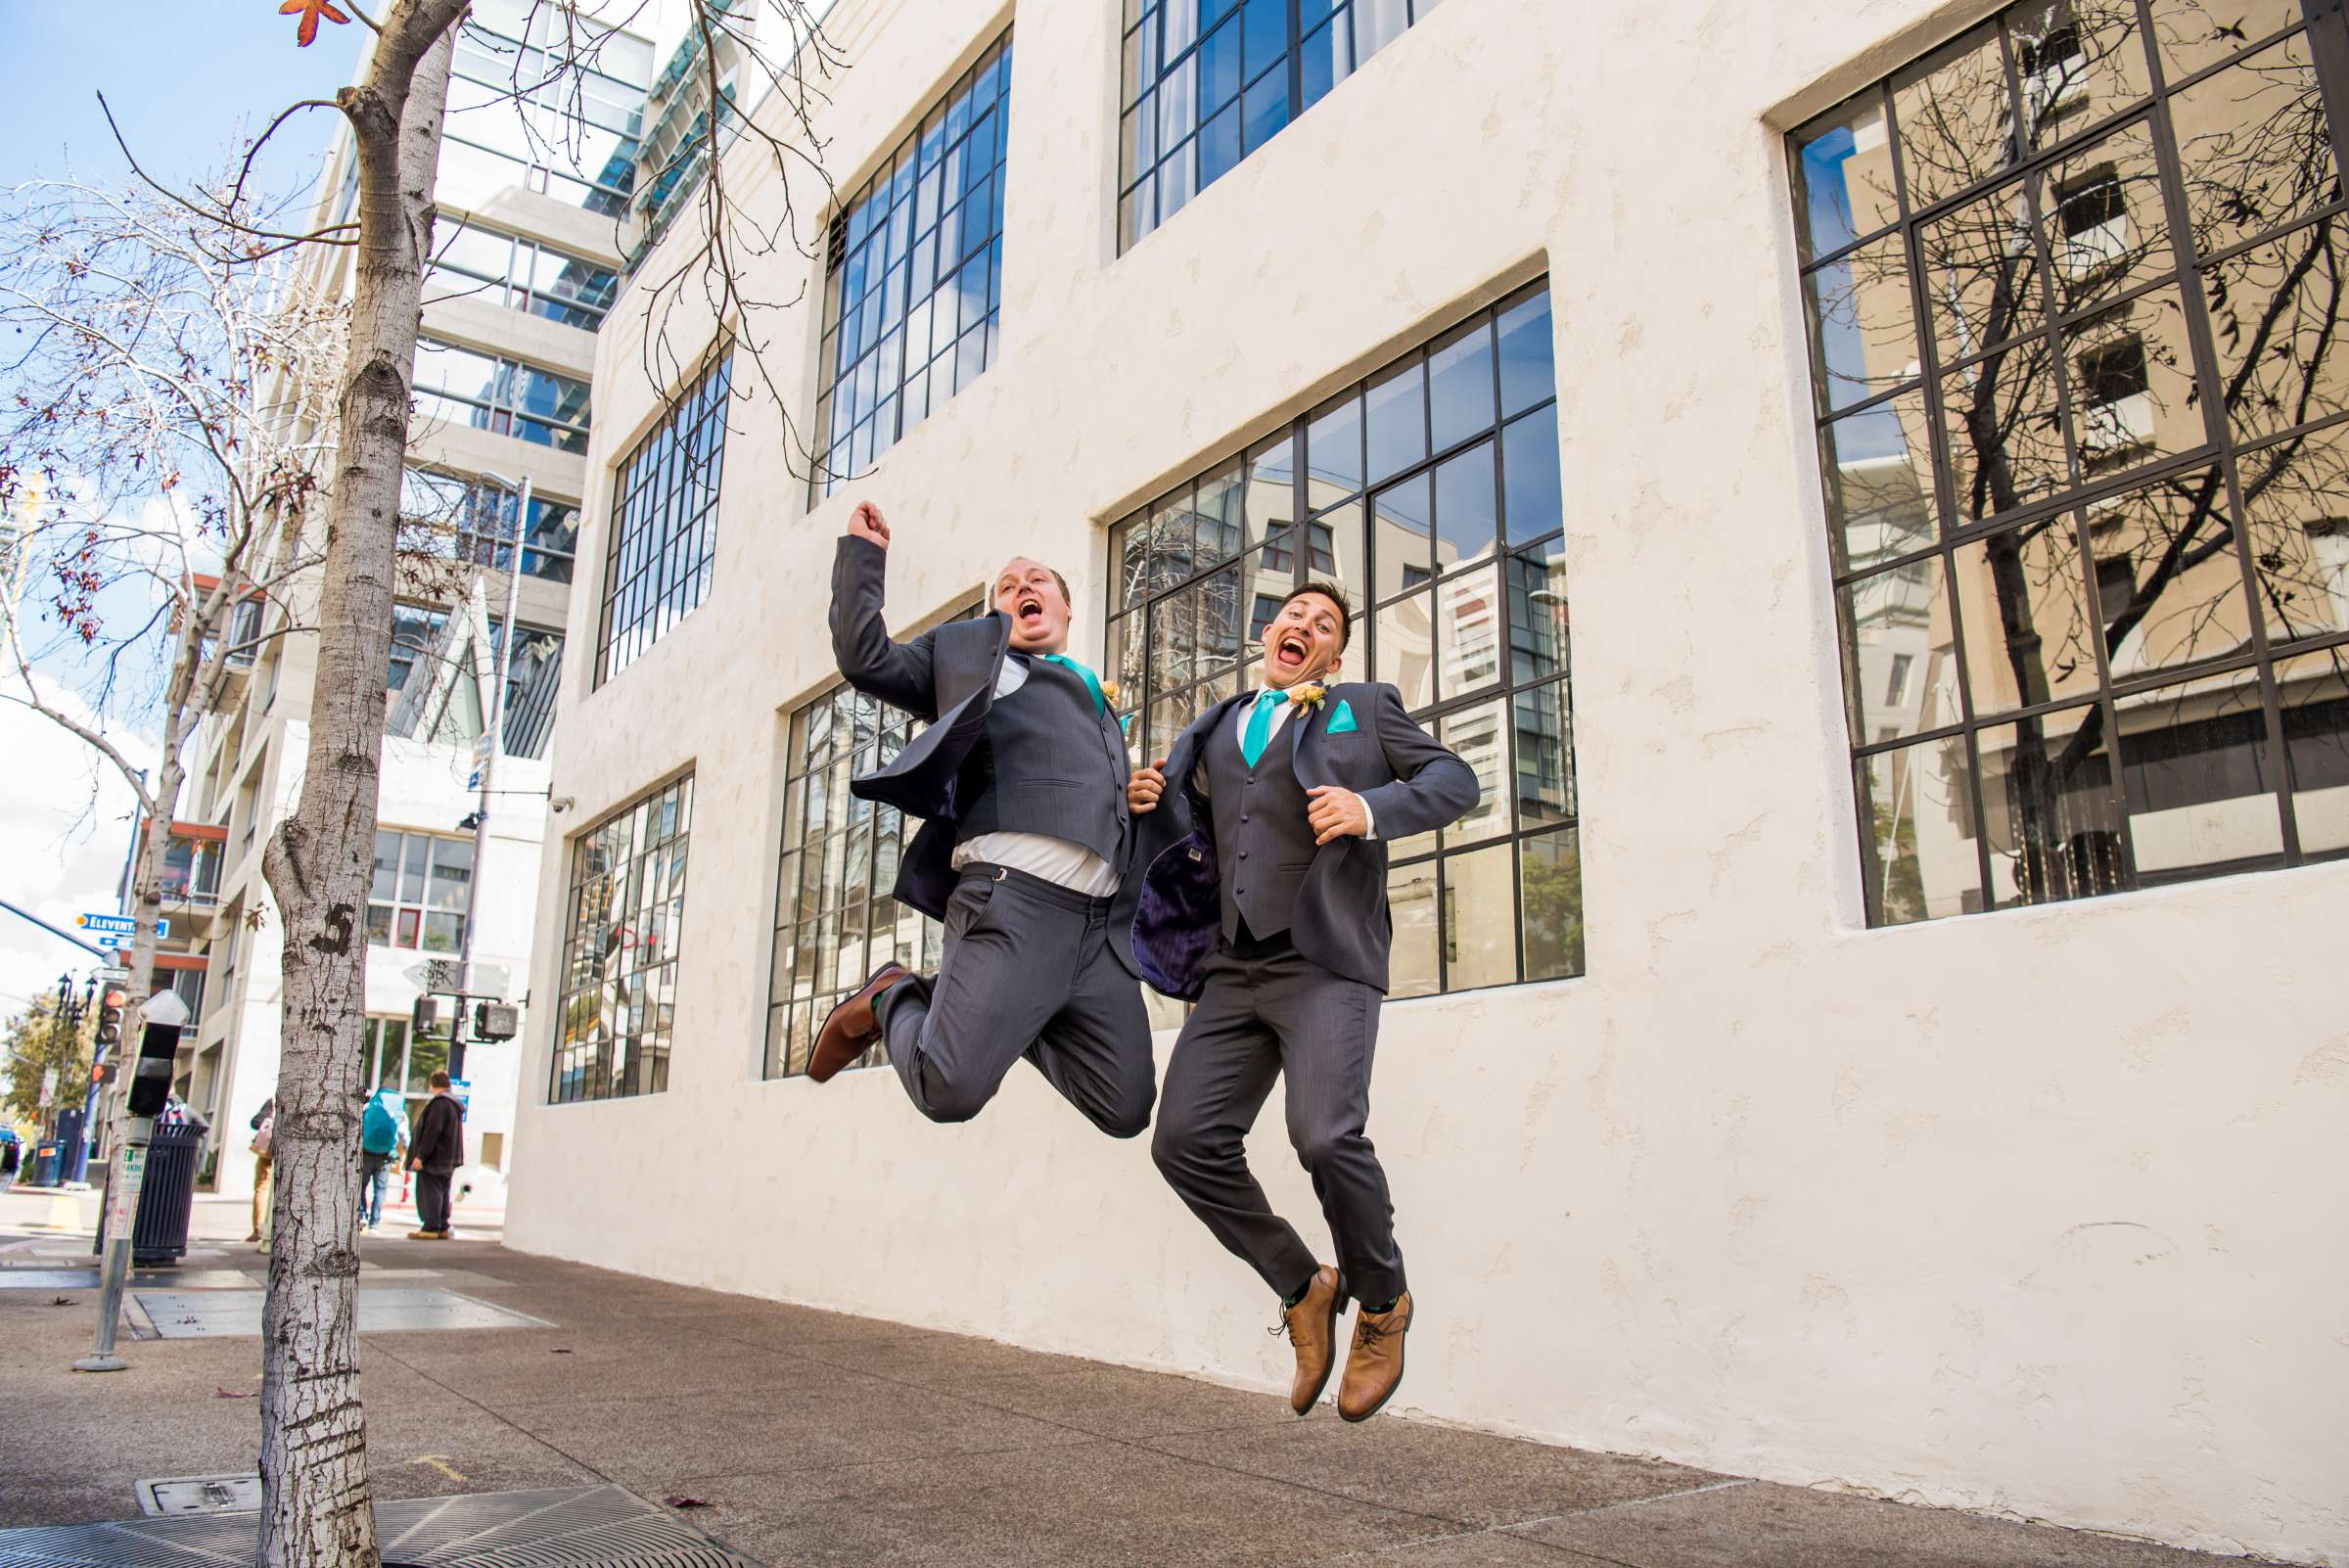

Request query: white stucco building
[{"left": 505, "top": 0, "right": 2349, "bottom": 1562}]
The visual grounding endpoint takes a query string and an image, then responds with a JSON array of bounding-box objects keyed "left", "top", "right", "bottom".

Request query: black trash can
[
  {"left": 93, "top": 1121, "right": 210, "bottom": 1266},
  {"left": 26, "top": 1142, "right": 60, "bottom": 1187}
]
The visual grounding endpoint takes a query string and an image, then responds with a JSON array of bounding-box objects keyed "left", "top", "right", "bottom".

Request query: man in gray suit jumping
[
  {"left": 807, "top": 501, "right": 1153, "bottom": 1141},
  {"left": 1128, "top": 582, "right": 1477, "bottom": 1422}
]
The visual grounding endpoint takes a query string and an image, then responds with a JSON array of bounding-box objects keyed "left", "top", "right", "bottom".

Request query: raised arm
[
  {"left": 1356, "top": 684, "right": 1480, "bottom": 840},
  {"left": 829, "top": 503, "right": 940, "bottom": 717}
]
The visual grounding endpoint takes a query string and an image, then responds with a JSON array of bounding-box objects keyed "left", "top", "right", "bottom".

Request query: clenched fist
[
  {"left": 847, "top": 501, "right": 891, "bottom": 547},
  {"left": 1306, "top": 784, "right": 1370, "bottom": 845},
  {"left": 1128, "top": 760, "right": 1168, "bottom": 814}
]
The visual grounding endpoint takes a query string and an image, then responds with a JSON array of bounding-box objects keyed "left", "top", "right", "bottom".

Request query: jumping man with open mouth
[
  {"left": 1128, "top": 582, "right": 1479, "bottom": 1421},
  {"left": 808, "top": 501, "right": 1154, "bottom": 1139}
]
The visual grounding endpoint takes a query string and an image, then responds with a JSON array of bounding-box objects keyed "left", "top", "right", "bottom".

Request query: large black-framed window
[
  {"left": 1116, "top": 0, "right": 1441, "bottom": 253},
  {"left": 1106, "top": 280, "right": 1578, "bottom": 996},
  {"left": 1792, "top": 0, "right": 2349, "bottom": 927},
  {"left": 812, "top": 27, "right": 1012, "bottom": 500},
  {"left": 551, "top": 773, "right": 692, "bottom": 1105},
  {"left": 595, "top": 349, "right": 732, "bottom": 686},
  {"left": 764, "top": 602, "right": 987, "bottom": 1079}
]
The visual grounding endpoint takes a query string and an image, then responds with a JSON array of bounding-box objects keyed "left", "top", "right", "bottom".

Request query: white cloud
[{"left": 0, "top": 676, "right": 152, "bottom": 1029}]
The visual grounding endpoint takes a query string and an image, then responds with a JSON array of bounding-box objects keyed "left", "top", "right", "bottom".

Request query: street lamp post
[{"left": 450, "top": 472, "right": 530, "bottom": 1080}]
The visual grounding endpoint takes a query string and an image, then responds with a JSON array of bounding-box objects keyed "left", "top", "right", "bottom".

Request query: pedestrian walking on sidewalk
[
  {"left": 405, "top": 1074, "right": 464, "bottom": 1239},
  {"left": 359, "top": 1090, "right": 405, "bottom": 1231},
  {"left": 246, "top": 1097, "right": 275, "bottom": 1244}
]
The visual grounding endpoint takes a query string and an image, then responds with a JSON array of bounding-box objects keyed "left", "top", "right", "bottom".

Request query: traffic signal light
[
  {"left": 412, "top": 995, "right": 439, "bottom": 1039},
  {"left": 93, "top": 988, "right": 127, "bottom": 1051},
  {"left": 89, "top": 1061, "right": 116, "bottom": 1087},
  {"left": 473, "top": 1002, "right": 519, "bottom": 1041}
]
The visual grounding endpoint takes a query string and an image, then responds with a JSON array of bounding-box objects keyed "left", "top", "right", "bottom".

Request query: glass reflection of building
[{"left": 1794, "top": 0, "right": 2349, "bottom": 924}]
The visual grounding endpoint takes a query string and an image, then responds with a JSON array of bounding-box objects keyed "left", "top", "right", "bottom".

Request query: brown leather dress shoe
[
  {"left": 1337, "top": 1291, "right": 1412, "bottom": 1422},
  {"left": 809, "top": 962, "right": 909, "bottom": 1083},
  {"left": 1277, "top": 1266, "right": 1346, "bottom": 1415}
]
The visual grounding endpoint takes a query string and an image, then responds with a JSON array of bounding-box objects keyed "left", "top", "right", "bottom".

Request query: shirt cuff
[{"left": 1361, "top": 798, "right": 1377, "bottom": 841}]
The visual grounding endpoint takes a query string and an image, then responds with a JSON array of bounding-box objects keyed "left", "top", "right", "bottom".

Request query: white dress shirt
[{"left": 951, "top": 654, "right": 1123, "bottom": 896}]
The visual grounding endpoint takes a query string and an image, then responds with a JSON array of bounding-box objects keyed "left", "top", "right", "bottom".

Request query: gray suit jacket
[
  {"left": 829, "top": 535, "right": 1141, "bottom": 975},
  {"left": 1128, "top": 681, "right": 1479, "bottom": 996}
]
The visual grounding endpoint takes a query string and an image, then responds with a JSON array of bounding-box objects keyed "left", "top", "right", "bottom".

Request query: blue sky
[
  {"left": 0, "top": 6, "right": 371, "bottom": 1031},
  {"left": 0, "top": 3, "right": 369, "bottom": 194}
]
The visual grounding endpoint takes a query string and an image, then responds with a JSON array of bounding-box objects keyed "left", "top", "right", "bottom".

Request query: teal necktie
[
  {"left": 1240, "top": 688, "right": 1288, "bottom": 767},
  {"left": 1042, "top": 653, "right": 1107, "bottom": 714}
]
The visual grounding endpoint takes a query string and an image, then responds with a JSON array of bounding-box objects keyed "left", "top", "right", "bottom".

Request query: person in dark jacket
[
  {"left": 405, "top": 1073, "right": 464, "bottom": 1240},
  {"left": 1128, "top": 581, "right": 1479, "bottom": 1423},
  {"left": 805, "top": 501, "right": 1154, "bottom": 1139}
]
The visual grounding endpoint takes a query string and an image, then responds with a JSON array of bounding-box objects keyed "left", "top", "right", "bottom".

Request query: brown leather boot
[
  {"left": 1276, "top": 1266, "right": 1346, "bottom": 1415},
  {"left": 809, "top": 963, "right": 909, "bottom": 1083},
  {"left": 1337, "top": 1291, "right": 1412, "bottom": 1422}
]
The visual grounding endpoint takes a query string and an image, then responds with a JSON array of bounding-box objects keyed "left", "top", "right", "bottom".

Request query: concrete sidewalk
[{"left": 0, "top": 1226, "right": 2294, "bottom": 1568}]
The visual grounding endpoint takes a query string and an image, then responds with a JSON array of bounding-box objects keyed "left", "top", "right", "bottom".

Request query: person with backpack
[
  {"left": 358, "top": 1090, "right": 405, "bottom": 1232},
  {"left": 247, "top": 1096, "right": 275, "bottom": 1244}
]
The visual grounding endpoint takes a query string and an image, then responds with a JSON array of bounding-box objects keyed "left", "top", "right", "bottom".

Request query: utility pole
[{"left": 451, "top": 472, "right": 529, "bottom": 1084}]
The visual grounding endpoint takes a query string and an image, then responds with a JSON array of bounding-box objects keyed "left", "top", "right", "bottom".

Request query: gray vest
[
  {"left": 955, "top": 655, "right": 1131, "bottom": 868},
  {"left": 1202, "top": 705, "right": 1318, "bottom": 942}
]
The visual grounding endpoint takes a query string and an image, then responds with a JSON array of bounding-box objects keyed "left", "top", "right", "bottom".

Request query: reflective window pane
[
  {"left": 2117, "top": 670, "right": 2284, "bottom": 877},
  {"left": 1895, "top": 24, "right": 2015, "bottom": 206},
  {"left": 2278, "top": 647, "right": 2349, "bottom": 852},
  {"left": 2077, "top": 468, "right": 2247, "bottom": 678},
  {"left": 1952, "top": 518, "right": 2101, "bottom": 717},
  {"left": 1808, "top": 240, "right": 1922, "bottom": 426},
  {"left": 1842, "top": 555, "right": 1962, "bottom": 746},
  {"left": 1821, "top": 393, "right": 1939, "bottom": 575},
  {"left": 1439, "top": 699, "right": 1509, "bottom": 846},
  {"left": 2241, "top": 423, "right": 2349, "bottom": 647},
  {"left": 1442, "top": 841, "right": 1515, "bottom": 991},
  {"left": 1981, "top": 704, "right": 2125, "bottom": 907},
  {"left": 1387, "top": 861, "right": 1439, "bottom": 998},
  {"left": 1793, "top": 91, "right": 1901, "bottom": 263},
  {"left": 1857, "top": 733, "right": 1981, "bottom": 923},
  {"left": 2173, "top": 34, "right": 2333, "bottom": 261},
  {"left": 1519, "top": 827, "right": 1584, "bottom": 981}
]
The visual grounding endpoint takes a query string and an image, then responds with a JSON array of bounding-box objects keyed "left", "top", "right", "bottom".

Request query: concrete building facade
[
  {"left": 159, "top": 0, "right": 690, "bottom": 1208},
  {"left": 505, "top": 0, "right": 2349, "bottom": 1561}
]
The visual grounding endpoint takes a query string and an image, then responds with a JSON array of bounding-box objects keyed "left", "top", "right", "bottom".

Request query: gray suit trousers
[
  {"left": 875, "top": 865, "right": 1155, "bottom": 1137},
  {"left": 1151, "top": 945, "right": 1405, "bottom": 1306}
]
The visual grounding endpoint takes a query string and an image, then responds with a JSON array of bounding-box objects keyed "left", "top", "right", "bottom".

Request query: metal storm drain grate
[
  {"left": 134, "top": 1287, "right": 550, "bottom": 1337},
  {"left": 0, "top": 1485, "right": 762, "bottom": 1568}
]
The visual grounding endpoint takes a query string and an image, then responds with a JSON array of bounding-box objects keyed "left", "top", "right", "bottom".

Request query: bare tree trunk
[{"left": 256, "top": 7, "right": 465, "bottom": 1564}]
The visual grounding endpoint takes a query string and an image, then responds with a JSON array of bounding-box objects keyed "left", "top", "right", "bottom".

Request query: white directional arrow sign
[{"left": 403, "top": 959, "right": 512, "bottom": 999}]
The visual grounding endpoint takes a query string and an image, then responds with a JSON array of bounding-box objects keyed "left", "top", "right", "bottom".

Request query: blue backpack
[{"left": 361, "top": 1097, "right": 402, "bottom": 1156}]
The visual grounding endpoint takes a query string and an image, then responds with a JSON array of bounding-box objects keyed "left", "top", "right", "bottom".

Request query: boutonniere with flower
[
  {"left": 1290, "top": 682, "right": 1327, "bottom": 709},
  {"left": 1100, "top": 679, "right": 1121, "bottom": 705}
]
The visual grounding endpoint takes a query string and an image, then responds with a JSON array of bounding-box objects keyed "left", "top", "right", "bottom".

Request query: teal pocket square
[{"left": 1326, "top": 699, "right": 1359, "bottom": 735}]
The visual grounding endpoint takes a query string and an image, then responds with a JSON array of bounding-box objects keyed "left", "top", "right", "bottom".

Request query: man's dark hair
[
  {"left": 429, "top": 1070, "right": 452, "bottom": 1090},
  {"left": 1279, "top": 581, "right": 1354, "bottom": 649}
]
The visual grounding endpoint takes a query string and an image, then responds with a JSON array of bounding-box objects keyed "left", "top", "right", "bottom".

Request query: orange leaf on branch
[{"left": 278, "top": 0, "right": 351, "bottom": 48}]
